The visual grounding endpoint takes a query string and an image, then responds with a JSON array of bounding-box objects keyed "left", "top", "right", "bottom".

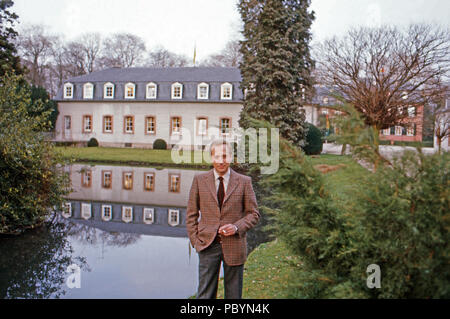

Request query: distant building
[
  {"left": 307, "top": 85, "right": 425, "bottom": 144},
  {"left": 54, "top": 67, "right": 244, "bottom": 149}
]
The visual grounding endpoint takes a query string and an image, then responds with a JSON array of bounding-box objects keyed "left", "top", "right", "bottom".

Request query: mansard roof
[{"left": 56, "top": 67, "right": 243, "bottom": 102}]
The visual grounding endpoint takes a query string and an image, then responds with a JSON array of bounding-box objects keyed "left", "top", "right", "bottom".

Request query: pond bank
[{"left": 55, "top": 146, "right": 213, "bottom": 169}]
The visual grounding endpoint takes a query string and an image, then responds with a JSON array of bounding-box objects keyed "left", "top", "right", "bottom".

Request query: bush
[
  {"left": 263, "top": 136, "right": 450, "bottom": 298},
  {"left": 87, "top": 138, "right": 99, "bottom": 147},
  {"left": 153, "top": 139, "right": 167, "bottom": 150},
  {"left": 303, "top": 123, "right": 323, "bottom": 155},
  {"left": 0, "top": 74, "right": 70, "bottom": 235}
]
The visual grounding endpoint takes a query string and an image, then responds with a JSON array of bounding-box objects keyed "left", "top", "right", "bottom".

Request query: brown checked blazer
[{"left": 186, "top": 168, "right": 260, "bottom": 266}]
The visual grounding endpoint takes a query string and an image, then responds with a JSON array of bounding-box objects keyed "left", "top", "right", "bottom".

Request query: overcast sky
[{"left": 12, "top": 0, "right": 450, "bottom": 62}]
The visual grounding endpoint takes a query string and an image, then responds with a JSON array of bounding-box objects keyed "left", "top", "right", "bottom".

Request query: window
[
  {"left": 82, "top": 170, "right": 92, "bottom": 188},
  {"left": 221, "top": 83, "right": 233, "bottom": 100},
  {"left": 64, "top": 83, "right": 73, "bottom": 99},
  {"left": 83, "top": 115, "right": 92, "bottom": 133},
  {"left": 62, "top": 202, "right": 72, "bottom": 218},
  {"left": 146, "top": 82, "right": 157, "bottom": 99},
  {"left": 102, "top": 205, "right": 112, "bottom": 221},
  {"left": 169, "top": 173, "right": 180, "bottom": 193},
  {"left": 81, "top": 203, "right": 91, "bottom": 220},
  {"left": 170, "top": 117, "right": 181, "bottom": 135},
  {"left": 407, "top": 124, "right": 416, "bottom": 136},
  {"left": 144, "top": 173, "right": 155, "bottom": 191},
  {"left": 382, "top": 128, "right": 390, "bottom": 135},
  {"left": 145, "top": 116, "right": 156, "bottom": 134},
  {"left": 83, "top": 83, "right": 94, "bottom": 99},
  {"left": 197, "top": 82, "right": 209, "bottom": 100},
  {"left": 122, "top": 206, "right": 133, "bottom": 223},
  {"left": 401, "top": 91, "right": 408, "bottom": 100},
  {"left": 197, "top": 117, "right": 208, "bottom": 136},
  {"left": 102, "top": 171, "right": 112, "bottom": 189},
  {"left": 103, "top": 115, "right": 113, "bottom": 133},
  {"left": 395, "top": 126, "right": 403, "bottom": 136},
  {"left": 171, "top": 82, "right": 183, "bottom": 99},
  {"left": 124, "top": 116, "right": 134, "bottom": 134},
  {"left": 125, "top": 82, "right": 135, "bottom": 99},
  {"left": 220, "top": 118, "right": 231, "bottom": 135},
  {"left": 143, "top": 208, "right": 154, "bottom": 224},
  {"left": 408, "top": 106, "right": 416, "bottom": 118},
  {"left": 123, "top": 172, "right": 133, "bottom": 190},
  {"left": 168, "top": 209, "right": 180, "bottom": 226},
  {"left": 104, "top": 82, "right": 115, "bottom": 99}
]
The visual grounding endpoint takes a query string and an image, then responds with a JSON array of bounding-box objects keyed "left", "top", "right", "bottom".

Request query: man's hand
[{"left": 218, "top": 224, "right": 238, "bottom": 237}]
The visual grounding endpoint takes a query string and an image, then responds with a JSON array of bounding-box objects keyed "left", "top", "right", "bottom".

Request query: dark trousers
[{"left": 197, "top": 240, "right": 244, "bottom": 299}]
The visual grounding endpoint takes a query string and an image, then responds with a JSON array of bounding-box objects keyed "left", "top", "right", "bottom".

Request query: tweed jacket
[{"left": 186, "top": 168, "right": 260, "bottom": 266}]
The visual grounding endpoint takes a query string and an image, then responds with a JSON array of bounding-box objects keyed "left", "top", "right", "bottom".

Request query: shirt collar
[{"left": 213, "top": 167, "right": 230, "bottom": 181}]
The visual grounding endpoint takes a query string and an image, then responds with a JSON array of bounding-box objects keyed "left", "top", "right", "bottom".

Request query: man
[{"left": 186, "top": 139, "right": 260, "bottom": 299}]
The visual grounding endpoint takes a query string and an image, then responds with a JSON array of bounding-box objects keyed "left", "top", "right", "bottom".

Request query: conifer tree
[
  {"left": 0, "top": 0, "right": 23, "bottom": 77},
  {"left": 238, "top": 0, "right": 315, "bottom": 147}
]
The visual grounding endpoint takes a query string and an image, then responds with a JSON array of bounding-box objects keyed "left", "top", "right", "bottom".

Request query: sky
[{"left": 11, "top": 0, "right": 450, "bottom": 62}]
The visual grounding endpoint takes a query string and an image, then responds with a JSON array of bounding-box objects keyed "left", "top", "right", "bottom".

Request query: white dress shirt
[{"left": 213, "top": 167, "right": 230, "bottom": 194}]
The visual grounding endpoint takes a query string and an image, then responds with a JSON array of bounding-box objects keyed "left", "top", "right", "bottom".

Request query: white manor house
[{"left": 54, "top": 67, "right": 317, "bottom": 149}]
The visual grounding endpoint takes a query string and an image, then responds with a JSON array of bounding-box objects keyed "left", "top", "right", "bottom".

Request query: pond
[{"left": 0, "top": 164, "right": 268, "bottom": 299}]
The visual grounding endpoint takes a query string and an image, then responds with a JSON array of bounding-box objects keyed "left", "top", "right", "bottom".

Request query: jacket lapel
[
  {"left": 222, "top": 168, "right": 238, "bottom": 206},
  {"left": 206, "top": 169, "right": 218, "bottom": 206}
]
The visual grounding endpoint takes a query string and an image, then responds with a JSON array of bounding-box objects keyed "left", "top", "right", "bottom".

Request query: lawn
[
  {"left": 308, "top": 154, "right": 369, "bottom": 207},
  {"left": 215, "top": 239, "right": 303, "bottom": 299},
  {"left": 54, "top": 146, "right": 212, "bottom": 167}
]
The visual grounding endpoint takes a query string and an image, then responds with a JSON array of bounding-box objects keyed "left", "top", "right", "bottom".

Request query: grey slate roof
[{"left": 55, "top": 67, "right": 243, "bottom": 102}]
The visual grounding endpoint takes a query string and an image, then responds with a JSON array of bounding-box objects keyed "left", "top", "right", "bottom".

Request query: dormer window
[
  {"left": 64, "top": 83, "right": 73, "bottom": 99},
  {"left": 197, "top": 82, "right": 209, "bottom": 100},
  {"left": 125, "top": 82, "right": 135, "bottom": 99},
  {"left": 146, "top": 82, "right": 157, "bottom": 99},
  {"left": 83, "top": 83, "right": 94, "bottom": 99},
  {"left": 104, "top": 82, "right": 115, "bottom": 99},
  {"left": 168, "top": 209, "right": 180, "bottom": 226},
  {"left": 171, "top": 82, "right": 183, "bottom": 99},
  {"left": 221, "top": 83, "right": 233, "bottom": 100}
]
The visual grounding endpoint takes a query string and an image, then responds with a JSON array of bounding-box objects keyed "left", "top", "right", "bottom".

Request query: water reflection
[
  {"left": 0, "top": 164, "right": 269, "bottom": 299},
  {"left": 0, "top": 218, "right": 88, "bottom": 299}
]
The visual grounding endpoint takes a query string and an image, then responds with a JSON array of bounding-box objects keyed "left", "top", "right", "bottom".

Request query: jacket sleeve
[
  {"left": 234, "top": 176, "right": 260, "bottom": 237},
  {"left": 186, "top": 175, "right": 200, "bottom": 248}
]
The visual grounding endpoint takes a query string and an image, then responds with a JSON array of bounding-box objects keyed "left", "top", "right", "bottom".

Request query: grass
[
  {"left": 54, "top": 146, "right": 212, "bottom": 168},
  {"left": 215, "top": 239, "right": 303, "bottom": 299},
  {"left": 308, "top": 154, "right": 369, "bottom": 207}
]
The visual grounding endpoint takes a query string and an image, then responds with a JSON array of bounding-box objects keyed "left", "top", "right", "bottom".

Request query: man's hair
[{"left": 208, "top": 139, "right": 232, "bottom": 156}]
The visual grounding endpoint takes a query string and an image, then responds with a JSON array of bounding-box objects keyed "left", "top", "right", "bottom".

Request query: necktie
[{"left": 217, "top": 176, "right": 225, "bottom": 210}]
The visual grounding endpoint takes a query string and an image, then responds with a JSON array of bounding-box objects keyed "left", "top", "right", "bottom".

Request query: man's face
[{"left": 212, "top": 145, "right": 231, "bottom": 175}]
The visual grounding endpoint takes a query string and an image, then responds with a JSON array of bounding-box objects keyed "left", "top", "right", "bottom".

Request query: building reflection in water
[
  {"left": 63, "top": 164, "right": 203, "bottom": 237},
  {"left": 1, "top": 164, "right": 270, "bottom": 298}
]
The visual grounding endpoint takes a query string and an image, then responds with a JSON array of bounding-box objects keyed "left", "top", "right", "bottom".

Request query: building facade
[
  {"left": 54, "top": 67, "right": 244, "bottom": 149},
  {"left": 308, "top": 85, "right": 425, "bottom": 143}
]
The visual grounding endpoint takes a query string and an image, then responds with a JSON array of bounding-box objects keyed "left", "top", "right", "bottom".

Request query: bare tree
[
  {"left": 99, "top": 33, "right": 146, "bottom": 68},
  {"left": 428, "top": 90, "right": 450, "bottom": 153},
  {"left": 146, "top": 46, "right": 189, "bottom": 67},
  {"left": 16, "top": 24, "right": 56, "bottom": 87},
  {"left": 47, "top": 36, "right": 68, "bottom": 96},
  {"left": 78, "top": 33, "right": 102, "bottom": 73},
  {"left": 200, "top": 40, "right": 242, "bottom": 67},
  {"left": 63, "top": 41, "right": 88, "bottom": 76},
  {"left": 315, "top": 24, "right": 450, "bottom": 144}
]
